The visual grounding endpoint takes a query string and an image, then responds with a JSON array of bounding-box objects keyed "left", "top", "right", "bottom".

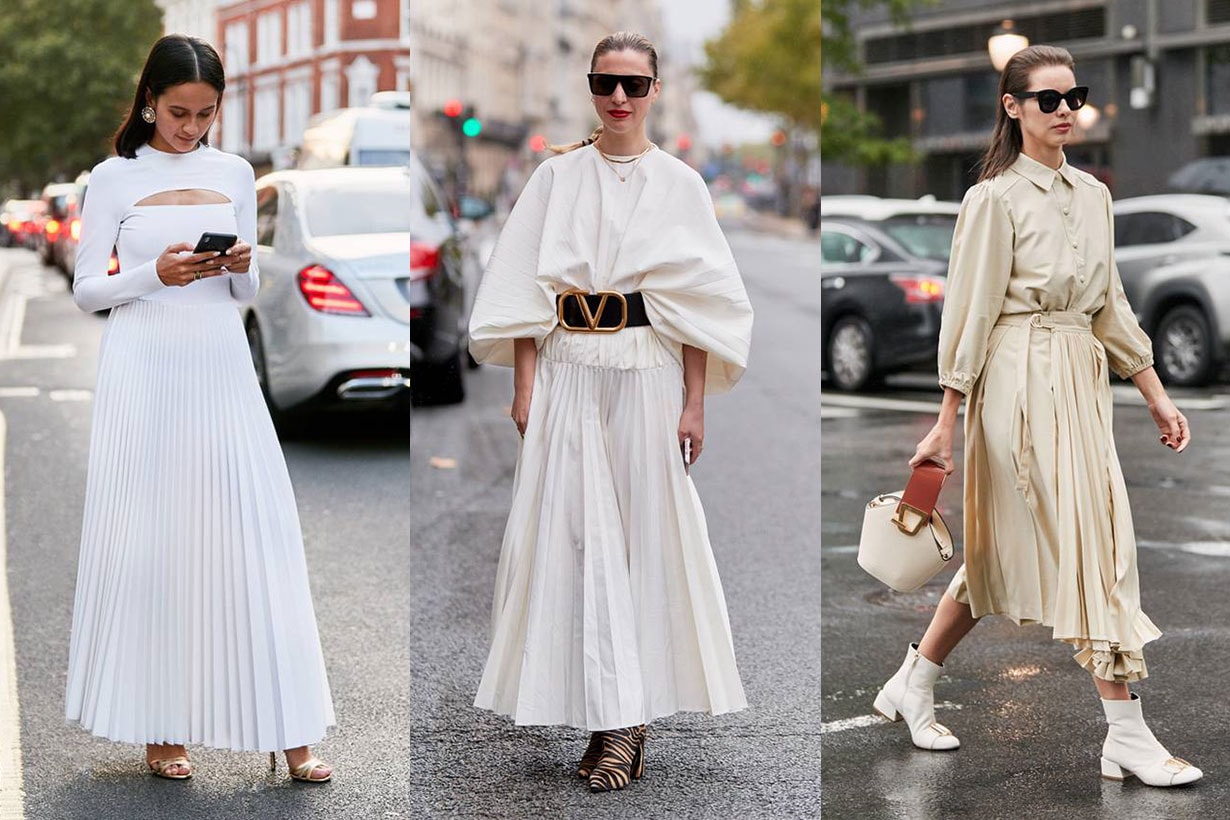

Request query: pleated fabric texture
[
  {"left": 946, "top": 314, "right": 1160, "bottom": 682},
  {"left": 474, "top": 327, "right": 747, "bottom": 730},
  {"left": 65, "top": 298, "right": 335, "bottom": 750}
]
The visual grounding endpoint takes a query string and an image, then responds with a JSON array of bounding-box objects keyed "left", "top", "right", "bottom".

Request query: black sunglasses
[
  {"left": 587, "top": 73, "right": 656, "bottom": 98},
  {"left": 1011, "top": 86, "right": 1089, "bottom": 114}
]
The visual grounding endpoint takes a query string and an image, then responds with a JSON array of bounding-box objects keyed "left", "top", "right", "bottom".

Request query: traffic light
[
  {"left": 529, "top": 134, "right": 547, "bottom": 152},
  {"left": 443, "top": 99, "right": 463, "bottom": 118},
  {"left": 770, "top": 130, "right": 787, "bottom": 147},
  {"left": 462, "top": 117, "right": 482, "bottom": 138},
  {"left": 675, "top": 133, "right": 692, "bottom": 152}
]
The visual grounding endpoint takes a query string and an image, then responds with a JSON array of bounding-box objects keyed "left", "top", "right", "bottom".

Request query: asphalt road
[
  {"left": 0, "top": 248, "right": 411, "bottom": 819},
  {"left": 821, "top": 376, "right": 1230, "bottom": 819},
  {"left": 407, "top": 228, "right": 823, "bottom": 818}
]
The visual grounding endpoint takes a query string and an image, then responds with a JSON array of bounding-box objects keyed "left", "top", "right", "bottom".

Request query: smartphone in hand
[
  {"left": 193, "top": 232, "right": 237, "bottom": 254},
  {"left": 681, "top": 437, "right": 692, "bottom": 474}
]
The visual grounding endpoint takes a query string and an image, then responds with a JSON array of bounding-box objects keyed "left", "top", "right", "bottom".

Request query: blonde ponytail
[{"left": 549, "top": 125, "right": 603, "bottom": 155}]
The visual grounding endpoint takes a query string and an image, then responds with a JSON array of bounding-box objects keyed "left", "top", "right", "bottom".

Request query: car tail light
[
  {"left": 410, "top": 242, "right": 439, "bottom": 282},
  {"left": 6, "top": 220, "right": 19, "bottom": 233},
  {"left": 69, "top": 218, "right": 81, "bottom": 241},
  {"left": 45, "top": 219, "right": 61, "bottom": 238},
  {"left": 297, "top": 265, "right": 370, "bottom": 315},
  {"left": 410, "top": 307, "right": 425, "bottom": 320},
  {"left": 23, "top": 222, "right": 37, "bottom": 233},
  {"left": 890, "top": 274, "right": 945, "bottom": 304},
  {"left": 107, "top": 252, "right": 119, "bottom": 275}
]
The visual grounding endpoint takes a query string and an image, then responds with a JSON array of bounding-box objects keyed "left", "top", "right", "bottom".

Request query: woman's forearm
[
  {"left": 1129, "top": 366, "right": 1167, "bottom": 405},
  {"left": 937, "top": 387, "right": 965, "bottom": 428},
  {"left": 682, "top": 344, "right": 707, "bottom": 408},
  {"left": 513, "top": 338, "right": 537, "bottom": 393}
]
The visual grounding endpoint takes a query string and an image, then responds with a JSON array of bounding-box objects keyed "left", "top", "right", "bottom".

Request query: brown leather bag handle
[{"left": 892, "top": 461, "right": 946, "bottom": 535}]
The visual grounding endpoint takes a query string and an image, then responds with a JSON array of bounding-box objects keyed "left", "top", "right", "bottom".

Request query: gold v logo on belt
[{"left": 558, "top": 289, "right": 628, "bottom": 332}]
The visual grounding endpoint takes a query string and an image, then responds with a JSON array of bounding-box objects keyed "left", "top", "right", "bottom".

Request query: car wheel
[
  {"left": 1154, "top": 304, "right": 1214, "bottom": 387},
  {"left": 245, "top": 316, "right": 283, "bottom": 413},
  {"left": 828, "top": 315, "right": 877, "bottom": 392},
  {"left": 411, "top": 352, "right": 466, "bottom": 406}
]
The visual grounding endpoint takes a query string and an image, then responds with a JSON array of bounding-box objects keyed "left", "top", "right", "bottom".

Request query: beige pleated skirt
[{"left": 950, "top": 311, "right": 1160, "bottom": 682}]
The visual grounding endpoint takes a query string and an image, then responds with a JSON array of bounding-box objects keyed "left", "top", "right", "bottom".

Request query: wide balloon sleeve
[
  {"left": 467, "top": 164, "right": 559, "bottom": 367},
  {"left": 637, "top": 170, "right": 753, "bottom": 393}
]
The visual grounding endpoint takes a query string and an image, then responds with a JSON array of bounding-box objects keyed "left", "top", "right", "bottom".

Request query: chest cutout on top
[{"left": 134, "top": 189, "right": 231, "bottom": 207}]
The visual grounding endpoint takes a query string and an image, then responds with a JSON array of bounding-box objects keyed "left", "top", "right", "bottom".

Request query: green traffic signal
[{"left": 462, "top": 117, "right": 482, "bottom": 138}]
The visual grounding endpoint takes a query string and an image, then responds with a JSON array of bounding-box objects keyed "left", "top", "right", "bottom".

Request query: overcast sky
[{"left": 658, "top": 0, "right": 776, "bottom": 148}]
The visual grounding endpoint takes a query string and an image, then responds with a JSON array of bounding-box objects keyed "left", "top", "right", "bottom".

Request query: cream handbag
[{"left": 857, "top": 461, "right": 955, "bottom": 592}]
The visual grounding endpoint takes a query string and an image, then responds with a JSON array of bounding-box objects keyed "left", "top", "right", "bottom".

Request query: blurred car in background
[
  {"left": 1113, "top": 194, "right": 1230, "bottom": 386},
  {"left": 1, "top": 199, "right": 44, "bottom": 248},
  {"left": 296, "top": 102, "right": 412, "bottom": 169},
  {"left": 248, "top": 166, "right": 420, "bottom": 418},
  {"left": 51, "top": 172, "right": 90, "bottom": 277},
  {"left": 36, "top": 182, "right": 78, "bottom": 267},
  {"left": 408, "top": 152, "right": 477, "bottom": 403},
  {"left": 820, "top": 197, "right": 960, "bottom": 391}
]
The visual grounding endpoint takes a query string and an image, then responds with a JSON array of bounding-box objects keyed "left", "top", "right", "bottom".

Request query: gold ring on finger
[{"left": 194, "top": 270, "right": 201, "bottom": 280}]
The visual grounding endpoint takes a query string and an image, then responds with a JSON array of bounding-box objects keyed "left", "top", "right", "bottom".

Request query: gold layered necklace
[{"left": 595, "top": 141, "right": 656, "bottom": 183}]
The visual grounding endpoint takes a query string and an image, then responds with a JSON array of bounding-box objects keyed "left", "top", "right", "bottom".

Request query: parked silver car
[
  {"left": 1112, "top": 194, "right": 1230, "bottom": 386},
  {"left": 246, "top": 167, "right": 416, "bottom": 415}
]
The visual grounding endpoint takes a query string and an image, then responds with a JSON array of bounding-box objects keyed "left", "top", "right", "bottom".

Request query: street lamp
[
  {"left": 1076, "top": 103, "right": 1100, "bottom": 130},
  {"left": 988, "top": 20, "right": 1029, "bottom": 72}
]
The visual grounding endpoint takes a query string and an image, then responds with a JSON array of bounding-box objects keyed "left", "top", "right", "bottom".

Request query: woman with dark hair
[
  {"left": 469, "top": 32, "right": 753, "bottom": 793},
  {"left": 873, "top": 44, "right": 1200, "bottom": 787},
  {"left": 65, "top": 34, "right": 334, "bottom": 783}
]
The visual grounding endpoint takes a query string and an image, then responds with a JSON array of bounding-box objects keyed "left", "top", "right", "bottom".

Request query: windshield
[
  {"left": 355, "top": 149, "right": 412, "bottom": 166},
  {"left": 879, "top": 214, "right": 958, "bottom": 262},
  {"left": 305, "top": 184, "right": 416, "bottom": 236}
]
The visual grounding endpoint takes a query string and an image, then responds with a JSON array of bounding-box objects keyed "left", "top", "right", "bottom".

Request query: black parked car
[
  {"left": 408, "top": 151, "right": 488, "bottom": 405},
  {"left": 821, "top": 198, "right": 960, "bottom": 391}
]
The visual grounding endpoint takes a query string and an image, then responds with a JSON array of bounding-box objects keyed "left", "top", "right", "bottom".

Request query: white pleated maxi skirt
[
  {"left": 65, "top": 298, "right": 335, "bottom": 751},
  {"left": 474, "top": 327, "right": 747, "bottom": 730}
]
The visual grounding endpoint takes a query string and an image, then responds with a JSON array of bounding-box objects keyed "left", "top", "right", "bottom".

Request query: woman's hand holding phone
[{"left": 155, "top": 243, "right": 226, "bottom": 287}]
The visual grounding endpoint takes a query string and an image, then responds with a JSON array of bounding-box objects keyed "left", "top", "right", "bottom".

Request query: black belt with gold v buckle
[{"left": 556, "top": 290, "right": 650, "bottom": 332}]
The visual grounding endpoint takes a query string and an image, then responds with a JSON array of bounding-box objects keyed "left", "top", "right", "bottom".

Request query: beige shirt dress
[{"left": 939, "top": 152, "right": 1160, "bottom": 682}]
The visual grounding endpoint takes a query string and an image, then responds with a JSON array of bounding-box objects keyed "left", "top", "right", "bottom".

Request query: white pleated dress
[
  {"left": 469, "top": 146, "right": 753, "bottom": 730},
  {"left": 64, "top": 143, "right": 335, "bottom": 750}
]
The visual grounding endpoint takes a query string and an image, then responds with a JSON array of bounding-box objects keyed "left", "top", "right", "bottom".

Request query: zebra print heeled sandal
[
  {"left": 587, "top": 725, "right": 646, "bottom": 793},
  {"left": 577, "top": 731, "right": 606, "bottom": 779}
]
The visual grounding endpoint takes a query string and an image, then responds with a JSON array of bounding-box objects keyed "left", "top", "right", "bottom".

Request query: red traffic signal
[
  {"left": 443, "top": 99, "right": 464, "bottom": 118},
  {"left": 770, "top": 130, "right": 787, "bottom": 147},
  {"left": 675, "top": 133, "right": 692, "bottom": 151},
  {"left": 529, "top": 134, "right": 547, "bottom": 152}
]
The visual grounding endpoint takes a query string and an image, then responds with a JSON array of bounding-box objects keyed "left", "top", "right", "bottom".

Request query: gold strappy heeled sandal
[
  {"left": 270, "top": 751, "right": 333, "bottom": 783},
  {"left": 147, "top": 755, "right": 193, "bottom": 780}
]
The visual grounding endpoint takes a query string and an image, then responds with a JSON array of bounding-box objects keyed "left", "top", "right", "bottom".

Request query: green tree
[
  {"left": 820, "top": 0, "right": 930, "bottom": 166},
  {"left": 699, "top": 0, "right": 822, "bottom": 137},
  {"left": 0, "top": 0, "right": 163, "bottom": 192}
]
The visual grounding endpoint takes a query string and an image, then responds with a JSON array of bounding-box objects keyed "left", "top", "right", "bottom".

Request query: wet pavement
[{"left": 821, "top": 376, "right": 1230, "bottom": 818}]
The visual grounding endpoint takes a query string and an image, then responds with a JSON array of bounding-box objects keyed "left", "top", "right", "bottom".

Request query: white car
[{"left": 246, "top": 167, "right": 417, "bottom": 415}]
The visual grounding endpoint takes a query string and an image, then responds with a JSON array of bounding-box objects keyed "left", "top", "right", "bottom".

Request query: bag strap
[{"left": 892, "top": 461, "right": 946, "bottom": 535}]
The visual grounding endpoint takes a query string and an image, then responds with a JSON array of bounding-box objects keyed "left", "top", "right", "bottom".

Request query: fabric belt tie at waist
[
  {"left": 556, "top": 290, "right": 650, "bottom": 332},
  {"left": 994, "top": 312, "right": 1094, "bottom": 498}
]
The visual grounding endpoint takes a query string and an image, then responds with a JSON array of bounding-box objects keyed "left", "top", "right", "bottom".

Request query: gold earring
[{"left": 141, "top": 106, "right": 156, "bottom": 124}]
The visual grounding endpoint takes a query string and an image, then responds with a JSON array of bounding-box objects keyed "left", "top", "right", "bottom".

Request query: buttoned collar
[{"left": 1010, "top": 151, "right": 1077, "bottom": 189}]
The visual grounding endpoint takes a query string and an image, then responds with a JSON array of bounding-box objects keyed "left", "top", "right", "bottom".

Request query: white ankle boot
[
  {"left": 1100, "top": 694, "right": 1201, "bottom": 787},
  {"left": 873, "top": 643, "right": 959, "bottom": 750}
]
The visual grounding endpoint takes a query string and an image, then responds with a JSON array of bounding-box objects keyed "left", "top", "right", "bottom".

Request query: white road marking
[
  {"left": 48, "top": 390, "right": 92, "bottom": 403},
  {"left": 821, "top": 393, "right": 962, "bottom": 415},
  {"left": 0, "top": 264, "right": 76, "bottom": 362},
  {"left": 1110, "top": 384, "right": 1228, "bottom": 410},
  {"left": 0, "top": 389, "right": 38, "bottom": 399},
  {"left": 820, "top": 407, "right": 860, "bottom": 419},
  {"left": 821, "top": 702, "right": 963, "bottom": 735},
  {"left": 0, "top": 411, "right": 26, "bottom": 817}
]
